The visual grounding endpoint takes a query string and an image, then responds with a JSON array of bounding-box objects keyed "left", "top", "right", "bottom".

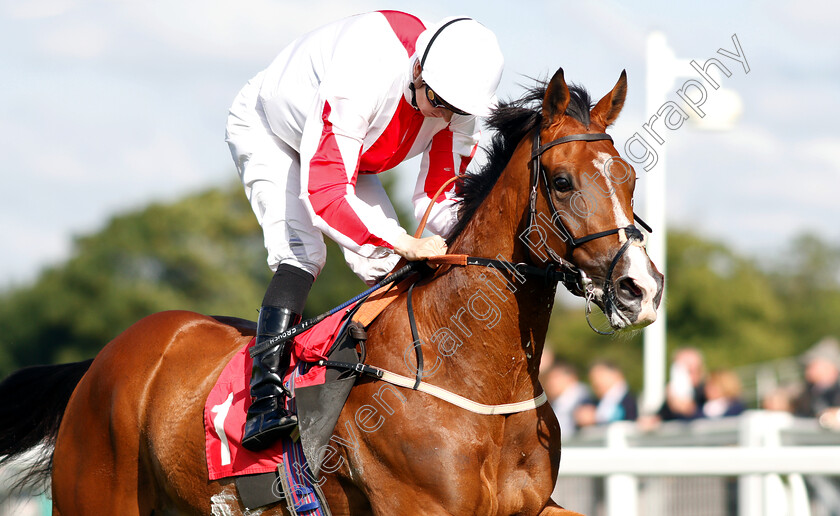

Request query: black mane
[{"left": 448, "top": 81, "right": 593, "bottom": 241}]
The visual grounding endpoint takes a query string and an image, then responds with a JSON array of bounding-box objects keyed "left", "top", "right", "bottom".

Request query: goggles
[{"left": 425, "top": 84, "right": 470, "bottom": 116}]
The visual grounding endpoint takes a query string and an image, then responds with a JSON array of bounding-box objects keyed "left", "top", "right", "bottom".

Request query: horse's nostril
[{"left": 618, "top": 277, "right": 643, "bottom": 301}]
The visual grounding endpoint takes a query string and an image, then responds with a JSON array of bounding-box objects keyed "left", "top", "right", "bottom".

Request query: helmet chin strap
[
  {"left": 408, "top": 60, "right": 425, "bottom": 110},
  {"left": 408, "top": 82, "right": 419, "bottom": 109}
]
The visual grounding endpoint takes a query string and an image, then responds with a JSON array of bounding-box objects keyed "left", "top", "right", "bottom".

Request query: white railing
[{"left": 554, "top": 411, "right": 840, "bottom": 516}]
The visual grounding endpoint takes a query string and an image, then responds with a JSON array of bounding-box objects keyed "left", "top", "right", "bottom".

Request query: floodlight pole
[
  {"left": 641, "top": 31, "right": 676, "bottom": 414},
  {"left": 640, "top": 32, "right": 742, "bottom": 414}
]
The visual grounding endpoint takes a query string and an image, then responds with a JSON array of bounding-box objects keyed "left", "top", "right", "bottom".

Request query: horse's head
[{"left": 527, "top": 67, "right": 663, "bottom": 331}]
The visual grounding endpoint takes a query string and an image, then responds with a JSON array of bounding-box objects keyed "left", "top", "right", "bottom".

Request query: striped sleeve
[
  {"left": 299, "top": 98, "right": 407, "bottom": 258},
  {"left": 413, "top": 116, "right": 480, "bottom": 237}
]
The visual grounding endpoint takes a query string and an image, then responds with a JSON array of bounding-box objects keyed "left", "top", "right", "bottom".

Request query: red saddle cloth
[{"left": 203, "top": 309, "right": 349, "bottom": 480}]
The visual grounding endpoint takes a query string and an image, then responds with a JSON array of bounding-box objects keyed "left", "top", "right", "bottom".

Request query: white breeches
[{"left": 225, "top": 77, "right": 401, "bottom": 285}]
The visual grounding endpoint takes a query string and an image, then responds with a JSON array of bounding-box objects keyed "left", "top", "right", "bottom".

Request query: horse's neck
[
  {"left": 427, "top": 142, "right": 554, "bottom": 401},
  {"left": 449, "top": 141, "right": 533, "bottom": 262}
]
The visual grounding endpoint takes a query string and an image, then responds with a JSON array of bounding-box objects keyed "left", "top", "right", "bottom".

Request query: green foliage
[
  {"left": 767, "top": 233, "right": 840, "bottom": 353},
  {"left": 0, "top": 187, "right": 261, "bottom": 374},
  {"left": 664, "top": 230, "right": 792, "bottom": 367}
]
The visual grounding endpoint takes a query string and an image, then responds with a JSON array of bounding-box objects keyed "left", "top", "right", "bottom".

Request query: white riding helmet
[{"left": 416, "top": 17, "right": 504, "bottom": 117}]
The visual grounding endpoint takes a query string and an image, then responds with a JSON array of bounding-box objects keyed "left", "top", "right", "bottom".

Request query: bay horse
[{"left": 0, "top": 67, "right": 662, "bottom": 515}]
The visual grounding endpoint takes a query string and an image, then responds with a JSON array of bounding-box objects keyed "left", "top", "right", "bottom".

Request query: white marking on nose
[
  {"left": 626, "top": 246, "right": 659, "bottom": 323},
  {"left": 592, "top": 152, "right": 659, "bottom": 325},
  {"left": 592, "top": 152, "right": 630, "bottom": 228}
]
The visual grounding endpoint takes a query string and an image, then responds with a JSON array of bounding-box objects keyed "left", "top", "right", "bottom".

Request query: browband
[{"left": 531, "top": 133, "right": 613, "bottom": 160}]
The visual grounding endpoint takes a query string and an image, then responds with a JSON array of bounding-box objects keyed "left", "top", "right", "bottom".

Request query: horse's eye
[{"left": 553, "top": 175, "right": 573, "bottom": 192}]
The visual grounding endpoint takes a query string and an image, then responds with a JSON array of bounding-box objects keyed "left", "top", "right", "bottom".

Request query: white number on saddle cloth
[{"left": 210, "top": 392, "right": 235, "bottom": 466}]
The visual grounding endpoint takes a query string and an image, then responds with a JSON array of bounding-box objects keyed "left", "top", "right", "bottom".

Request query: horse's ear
[
  {"left": 542, "top": 67, "right": 570, "bottom": 123},
  {"left": 591, "top": 70, "right": 628, "bottom": 128}
]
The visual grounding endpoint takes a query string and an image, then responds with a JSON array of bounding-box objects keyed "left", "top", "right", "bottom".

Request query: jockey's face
[{"left": 412, "top": 62, "right": 453, "bottom": 123}]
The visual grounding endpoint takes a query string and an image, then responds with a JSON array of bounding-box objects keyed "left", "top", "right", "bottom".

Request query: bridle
[{"left": 528, "top": 128, "right": 652, "bottom": 334}]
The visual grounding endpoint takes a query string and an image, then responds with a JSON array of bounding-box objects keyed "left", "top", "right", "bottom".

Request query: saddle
[{"left": 203, "top": 278, "right": 413, "bottom": 512}]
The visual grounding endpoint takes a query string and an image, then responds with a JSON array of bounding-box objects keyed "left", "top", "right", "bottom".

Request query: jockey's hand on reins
[{"left": 394, "top": 233, "right": 448, "bottom": 261}]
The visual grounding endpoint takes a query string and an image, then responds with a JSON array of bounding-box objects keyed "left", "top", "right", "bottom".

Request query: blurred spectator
[
  {"left": 660, "top": 347, "right": 707, "bottom": 421},
  {"left": 761, "top": 385, "right": 796, "bottom": 413},
  {"left": 699, "top": 369, "right": 746, "bottom": 418},
  {"left": 544, "top": 361, "right": 592, "bottom": 439},
  {"left": 638, "top": 347, "right": 707, "bottom": 431},
  {"left": 793, "top": 337, "right": 840, "bottom": 422},
  {"left": 575, "top": 360, "right": 637, "bottom": 427}
]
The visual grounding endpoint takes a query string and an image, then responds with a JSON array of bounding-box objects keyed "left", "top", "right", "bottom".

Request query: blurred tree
[
  {"left": 0, "top": 186, "right": 266, "bottom": 374},
  {"left": 0, "top": 172, "right": 409, "bottom": 376},
  {"left": 664, "top": 230, "right": 792, "bottom": 368},
  {"left": 769, "top": 233, "right": 840, "bottom": 353}
]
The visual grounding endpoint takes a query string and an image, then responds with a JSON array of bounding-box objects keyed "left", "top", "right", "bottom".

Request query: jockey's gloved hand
[{"left": 394, "top": 233, "right": 448, "bottom": 261}]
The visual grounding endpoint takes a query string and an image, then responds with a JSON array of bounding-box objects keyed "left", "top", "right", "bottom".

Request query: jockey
[{"left": 225, "top": 11, "right": 504, "bottom": 451}]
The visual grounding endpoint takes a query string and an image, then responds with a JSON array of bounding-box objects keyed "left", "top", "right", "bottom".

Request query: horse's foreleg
[{"left": 538, "top": 500, "right": 586, "bottom": 516}]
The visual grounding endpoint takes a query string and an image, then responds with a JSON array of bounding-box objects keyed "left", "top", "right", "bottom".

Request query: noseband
[{"left": 528, "top": 129, "right": 652, "bottom": 334}]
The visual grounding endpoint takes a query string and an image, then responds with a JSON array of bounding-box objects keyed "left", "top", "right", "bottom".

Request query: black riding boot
[{"left": 242, "top": 305, "right": 302, "bottom": 451}]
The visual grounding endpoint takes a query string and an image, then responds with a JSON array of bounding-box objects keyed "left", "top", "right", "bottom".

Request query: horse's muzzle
[{"left": 609, "top": 252, "right": 664, "bottom": 329}]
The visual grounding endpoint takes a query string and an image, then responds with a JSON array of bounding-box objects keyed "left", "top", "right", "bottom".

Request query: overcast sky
[{"left": 1, "top": 0, "right": 838, "bottom": 289}]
